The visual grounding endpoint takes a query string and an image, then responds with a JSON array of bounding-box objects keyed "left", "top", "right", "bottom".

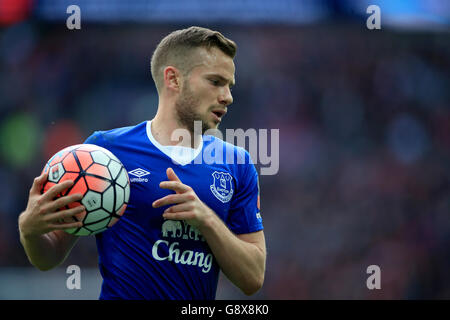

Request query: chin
[{"left": 201, "top": 121, "right": 219, "bottom": 134}]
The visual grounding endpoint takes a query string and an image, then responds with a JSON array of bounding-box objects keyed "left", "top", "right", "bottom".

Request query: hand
[
  {"left": 152, "top": 168, "right": 214, "bottom": 230},
  {"left": 18, "top": 172, "right": 85, "bottom": 238}
]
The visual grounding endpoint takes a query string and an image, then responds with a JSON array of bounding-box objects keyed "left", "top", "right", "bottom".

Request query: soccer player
[{"left": 18, "top": 26, "right": 266, "bottom": 299}]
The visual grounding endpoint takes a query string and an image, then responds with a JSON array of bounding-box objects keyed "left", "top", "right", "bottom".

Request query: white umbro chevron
[
  {"left": 128, "top": 168, "right": 150, "bottom": 182},
  {"left": 128, "top": 168, "right": 150, "bottom": 178}
]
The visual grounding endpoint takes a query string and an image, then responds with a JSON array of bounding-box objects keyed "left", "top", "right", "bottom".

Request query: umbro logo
[
  {"left": 128, "top": 168, "right": 150, "bottom": 182},
  {"left": 129, "top": 168, "right": 150, "bottom": 177}
]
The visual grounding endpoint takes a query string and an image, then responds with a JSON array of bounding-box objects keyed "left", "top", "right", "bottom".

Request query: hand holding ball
[{"left": 41, "top": 144, "right": 130, "bottom": 236}]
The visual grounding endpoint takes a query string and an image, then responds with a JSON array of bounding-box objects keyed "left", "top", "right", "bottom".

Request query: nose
[{"left": 218, "top": 87, "right": 233, "bottom": 106}]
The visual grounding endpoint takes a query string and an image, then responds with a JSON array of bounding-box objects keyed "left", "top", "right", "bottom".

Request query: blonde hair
[{"left": 150, "top": 26, "right": 237, "bottom": 93}]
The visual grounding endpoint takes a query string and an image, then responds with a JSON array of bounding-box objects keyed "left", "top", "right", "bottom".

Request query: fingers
[
  {"left": 41, "top": 180, "right": 75, "bottom": 201},
  {"left": 48, "top": 220, "right": 83, "bottom": 231},
  {"left": 44, "top": 193, "right": 84, "bottom": 213},
  {"left": 163, "top": 202, "right": 194, "bottom": 214},
  {"left": 159, "top": 181, "right": 191, "bottom": 193},
  {"left": 29, "top": 172, "right": 48, "bottom": 195},
  {"left": 162, "top": 211, "right": 196, "bottom": 221},
  {"left": 167, "top": 167, "right": 182, "bottom": 182},
  {"left": 45, "top": 205, "right": 85, "bottom": 224},
  {"left": 152, "top": 193, "right": 195, "bottom": 208}
]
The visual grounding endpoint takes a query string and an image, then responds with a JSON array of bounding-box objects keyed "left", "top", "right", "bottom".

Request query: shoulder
[
  {"left": 203, "top": 134, "right": 257, "bottom": 177},
  {"left": 85, "top": 122, "right": 146, "bottom": 146},
  {"left": 204, "top": 134, "right": 252, "bottom": 158}
]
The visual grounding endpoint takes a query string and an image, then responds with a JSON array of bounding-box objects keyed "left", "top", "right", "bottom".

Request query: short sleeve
[
  {"left": 84, "top": 131, "right": 107, "bottom": 147},
  {"left": 226, "top": 153, "right": 263, "bottom": 235}
]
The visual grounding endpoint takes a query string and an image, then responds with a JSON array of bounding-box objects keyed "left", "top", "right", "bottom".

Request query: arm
[
  {"left": 153, "top": 168, "right": 266, "bottom": 295},
  {"left": 19, "top": 230, "right": 79, "bottom": 271},
  {"left": 18, "top": 172, "right": 84, "bottom": 271},
  {"left": 198, "top": 218, "right": 266, "bottom": 295}
]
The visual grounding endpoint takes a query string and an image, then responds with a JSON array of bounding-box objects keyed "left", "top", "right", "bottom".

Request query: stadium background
[{"left": 0, "top": 0, "right": 449, "bottom": 299}]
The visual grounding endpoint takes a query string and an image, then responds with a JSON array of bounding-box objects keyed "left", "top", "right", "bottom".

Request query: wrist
[
  {"left": 197, "top": 210, "right": 217, "bottom": 235},
  {"left": 18, "top": 213, "right": 37, "bottom": 240},
  {"left": 19, "top": 227, "right": 36, "bottom": 241}
]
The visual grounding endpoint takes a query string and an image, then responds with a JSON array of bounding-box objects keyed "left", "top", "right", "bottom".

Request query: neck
[{"left": 151, "top": 103, "right": 202, "bottom": 149}]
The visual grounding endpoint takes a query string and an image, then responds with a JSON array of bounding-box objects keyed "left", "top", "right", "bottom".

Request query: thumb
[
  {"left": 166, "top": 167, "right": 182, "bottom": 183},
  {"left": 30, "top": 171, "right": 48, "bottom": 195}
]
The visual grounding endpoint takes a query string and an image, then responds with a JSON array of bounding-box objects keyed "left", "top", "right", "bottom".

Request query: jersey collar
[{"left": 146, "top": 120, "right": 203, "bottom": 166}]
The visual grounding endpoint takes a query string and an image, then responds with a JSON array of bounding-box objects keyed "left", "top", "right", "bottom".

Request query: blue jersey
[{"left": 84, "top": 120, "right": 263, "bottom": 300}]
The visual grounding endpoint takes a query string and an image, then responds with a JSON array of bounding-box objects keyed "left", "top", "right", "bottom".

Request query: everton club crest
[{"left": 210, "top": 171, "right": 234, "bottom": 203}]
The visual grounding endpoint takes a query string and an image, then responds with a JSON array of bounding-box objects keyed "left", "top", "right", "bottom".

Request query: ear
[{"left": 163, "top": 66, "right": 181, "bottom": 92}]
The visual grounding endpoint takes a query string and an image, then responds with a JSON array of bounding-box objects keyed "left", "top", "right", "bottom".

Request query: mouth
[{"left": 211, "top": 109, "right": 227, "bottom": 122}]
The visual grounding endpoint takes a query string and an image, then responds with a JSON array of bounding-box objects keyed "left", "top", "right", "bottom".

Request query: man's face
[{"left": 175, "top": 46, "right": 235, "bottom": 134}]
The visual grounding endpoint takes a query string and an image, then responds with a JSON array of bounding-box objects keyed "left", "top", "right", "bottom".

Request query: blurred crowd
[{"left": 0, "top": 23, "right": 449, "bottom": 299}]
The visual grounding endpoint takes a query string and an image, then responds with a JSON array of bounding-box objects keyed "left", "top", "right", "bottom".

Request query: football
[{"left": 41, "top": 144, "right": 130, "bottom": 236}]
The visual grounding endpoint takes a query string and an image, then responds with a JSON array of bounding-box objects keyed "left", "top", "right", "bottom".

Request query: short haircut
[{"left": 150, "top": 26, "right": 237, "bottom": 93}]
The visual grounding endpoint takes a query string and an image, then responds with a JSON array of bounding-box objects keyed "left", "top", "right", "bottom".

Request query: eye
[{"left": 209, "top": 79, "right": 220, "bottom": 86}]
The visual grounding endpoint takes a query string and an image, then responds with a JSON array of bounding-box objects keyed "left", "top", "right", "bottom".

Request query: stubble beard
[{"left": 174, "top": 83, "right": 216, "bottom": 135}]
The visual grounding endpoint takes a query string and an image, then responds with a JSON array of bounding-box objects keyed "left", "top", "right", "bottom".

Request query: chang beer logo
[
  {"left": 152, "top": 220, "right": 212, "bottom": 273},
  {"left": 210, "top": 171, "right": 233, "bottom": 203},
  {"left": 161, "top": 220, "right": 205, "bottom": 242}
]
